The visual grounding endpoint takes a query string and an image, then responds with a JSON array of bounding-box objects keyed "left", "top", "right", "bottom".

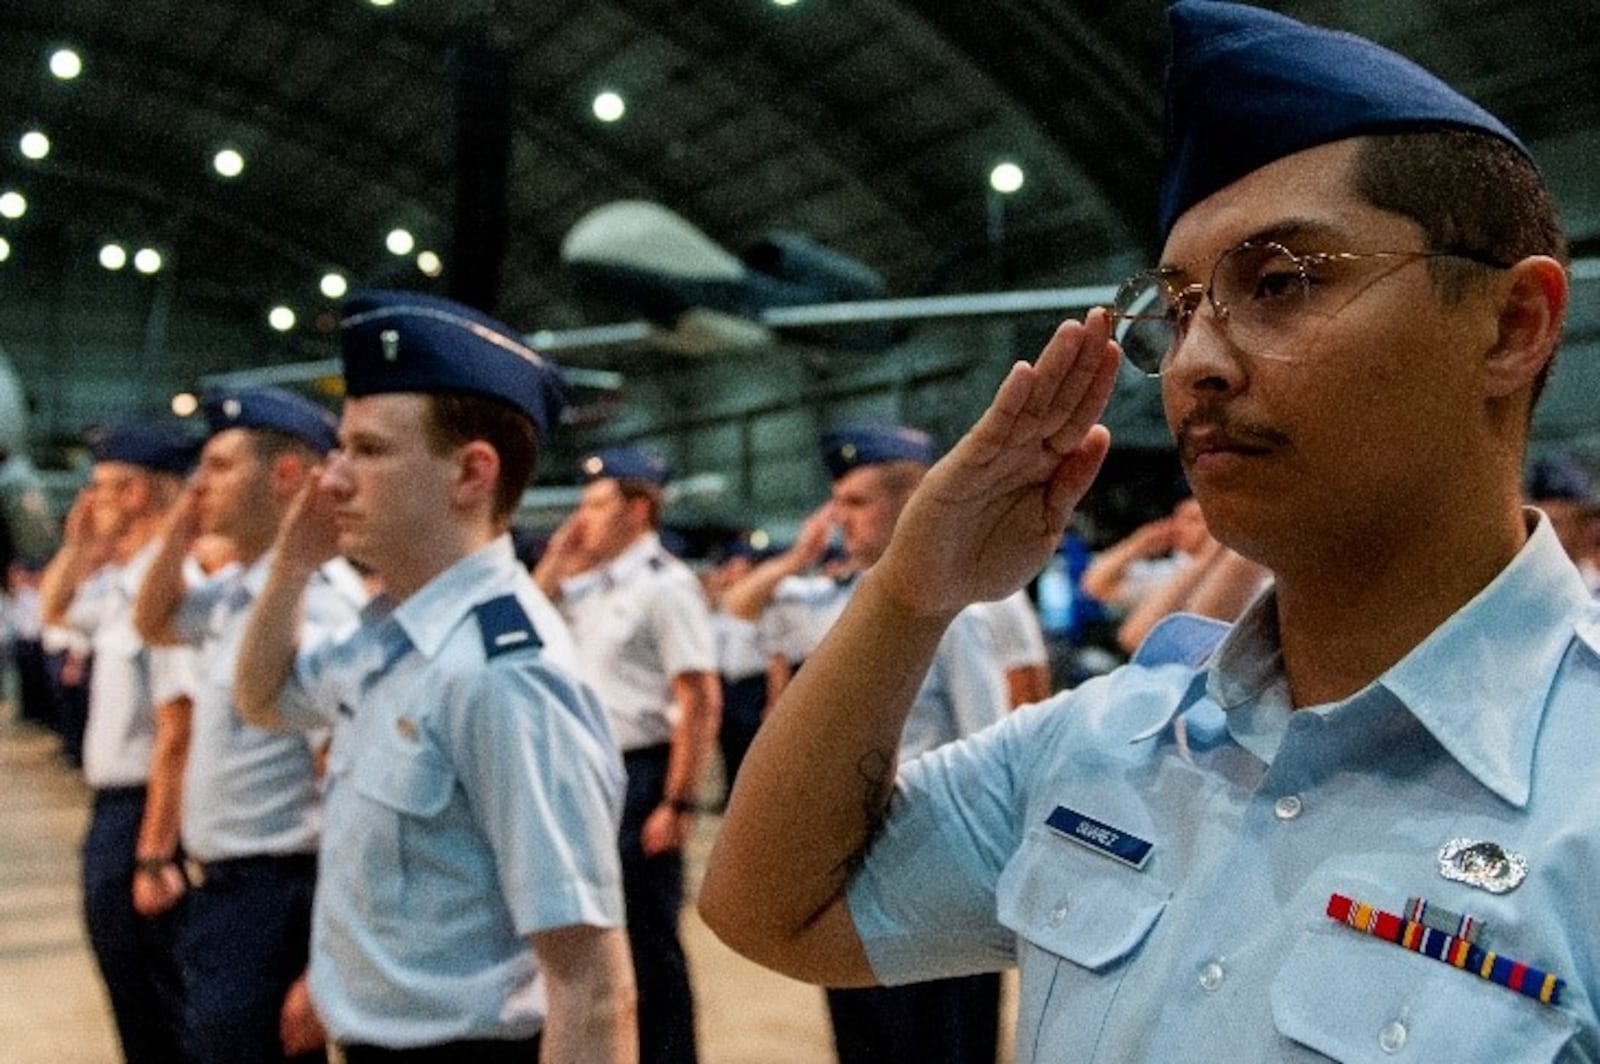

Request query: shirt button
[
  {"left": 1198, "top": 960, "right": 1225, "bottom": 992},
  {"left": 1379, "top": 1019, "right": 1408, "bottom": 1054},
  {"left": 1274, "top": 794, "right": 1304, "bottom": 821},
  {"left": 1048, "top": 902, "right": 1069, "bottom": 927}
]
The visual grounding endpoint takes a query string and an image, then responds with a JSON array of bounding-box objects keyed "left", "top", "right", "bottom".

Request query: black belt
[
  {"left": 185, "top": 851, "right": 318, "bottom": 890},
  {"left": 339, "top": 1034, "right": 540, "bottom": 1062},
  {"left": 623, "top": 742, "right": 671, "bottom": 764},
  {"left": 91, "top": 784, "right": 147, "bottom": 806}
]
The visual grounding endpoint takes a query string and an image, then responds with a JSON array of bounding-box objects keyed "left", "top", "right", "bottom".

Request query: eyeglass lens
[{"left": 1113, "top": 242, "right": 1313, "bottom": 375}]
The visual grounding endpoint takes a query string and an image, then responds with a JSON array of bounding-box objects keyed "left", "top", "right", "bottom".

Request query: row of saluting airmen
[{"left": 28, "top": 1, "right": 1600, "bottom": 1061}]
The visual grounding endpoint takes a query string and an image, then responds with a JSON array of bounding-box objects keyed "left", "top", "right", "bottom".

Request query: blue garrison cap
[
  {"left": 89, "top": 424, "right": 198, "bottom": 476},
  {"left": 201, "top": 386, "right": 339, "bottom": 454},
  {"left": 579, "top": 446, "right": 670, "bottom": 486},
  {"left": 1159, "top": 1, "right": 1529, "bottom": 239},
  {"left": 339, "top": 290, "right": 567, "bottom": 438},
  {"left": 1527, "top": 453, "right": 1594, "bottom": 503},
  {"left": 819, "top": 425, "right": 935, "bottom": 481}
]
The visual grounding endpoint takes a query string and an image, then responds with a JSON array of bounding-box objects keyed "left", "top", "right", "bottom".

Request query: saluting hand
[
  {"left": 274, "top": 468, "right": 341, "bottom": 572},
  {"left": 874, "top": 309, "right": 1121, "bottom": 617}
]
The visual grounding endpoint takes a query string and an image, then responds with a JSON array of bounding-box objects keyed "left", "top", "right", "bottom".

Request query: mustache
[{"left": 1175, "top": 409, "right": 1290, "bottom": 457}]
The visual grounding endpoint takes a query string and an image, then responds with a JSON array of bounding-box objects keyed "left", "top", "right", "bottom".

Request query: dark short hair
[
  {"left": 613, "top": 477, "right": 664, "bottom": 529},
  {"left": 1350, "top": 130, "right": 1569, "bottom": 398},
  {"left": 244, "top": 427, "right": 323, "bottom": 467},
  {"left": 421, "top": 393, "right": 538, "bottom": 524}
]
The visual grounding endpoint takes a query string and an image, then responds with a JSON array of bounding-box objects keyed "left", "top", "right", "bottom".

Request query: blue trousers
[
  {"left": 826, "top": 973, "right": 1001, "bottom": 1064},
  {"left": 179, "top": 853, "right": 323, "bottom": 1064},
  {"left": 621, "top": 745, "right": 697, "bottom": 1064},
  {"left": 716, "top": 674, "right": 766, "bottom": 798},
  {"left": 82, "top": 787, "right": 190, "bottom": 1063}
]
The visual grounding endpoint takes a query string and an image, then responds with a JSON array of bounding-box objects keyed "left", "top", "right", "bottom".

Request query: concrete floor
[{"left": 0, "top": 712, "right": 1014, "bottom": 1062}]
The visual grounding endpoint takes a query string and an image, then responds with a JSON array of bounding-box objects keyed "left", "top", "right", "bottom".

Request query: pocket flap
[
  {"left": 996, "top": 827, "right": 1170, "bottom": 971},
  {"left": 351, "top": 738, "right": 454, "bottom": 818},
  {"left": 1271, "top": 925, "right": 1577, "bottom": 1062}
]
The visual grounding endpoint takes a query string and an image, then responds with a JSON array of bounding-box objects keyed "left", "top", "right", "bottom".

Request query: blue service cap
[
  {"left": 579, "top": 446, "right": 670, "bottom": 486},
  {"left": 201, "top": 386, "right": 339, "bottom": 454},
  {"left": 1159, "top": 1, "right": 1529, "bottom": 240},
  {"left": 89, "top": 424, "right": 199, "bottom": 476},
  {"left": 819, "top": 425, "right": 935, "bottom": 481},
  {"left": 339, "top": 290, "right": 567, "bottom": 438},
  {"left": 1526, "top": 453, "right": 1593, "bottom": 503}
]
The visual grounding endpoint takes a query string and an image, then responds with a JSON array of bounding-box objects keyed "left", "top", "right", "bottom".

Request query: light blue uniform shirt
[
  {"left": 276, "top": 536, "right": 626, "bottom": 1048},
  {"left": 562, "top": 532, "right": 717, "bottom": 752},
  {"left": 174, "top": 552, "right": 366, "bottom": 862},
  {"left": 850, "top": 517, "right": 1600, "bottom": 1061},
  {"left": 69, "top": 541, "right": 169, "bottom": 788}
]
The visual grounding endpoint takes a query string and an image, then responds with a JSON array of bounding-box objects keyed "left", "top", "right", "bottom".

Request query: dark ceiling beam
[{"left": 897, "top": 2, "right": 1167, "bottom": 252}]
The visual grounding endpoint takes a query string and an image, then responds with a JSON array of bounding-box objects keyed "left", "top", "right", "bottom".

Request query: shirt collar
[
  {"left": 1380, "top": 513, "right": 1596, "bottom": 807},
  {"left": 388, "top": 535, "right": 520, "bottom": 659},
  {"left": 600, "top": 531, "right": 664, "bottom": 585},
  {"left": 1196, "top": 512, "right": 1595, "bottom": 807}
]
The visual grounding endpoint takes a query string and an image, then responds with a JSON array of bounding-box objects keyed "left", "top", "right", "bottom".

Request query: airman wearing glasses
[{"left": 702, "top": 2, "right": 1593, "bottom": 1060}]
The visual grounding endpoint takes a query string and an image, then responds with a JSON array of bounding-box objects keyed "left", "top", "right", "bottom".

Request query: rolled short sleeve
[
  {"left": 848, "top": 706, "right": 1043, "bottom": 983},
  {"left": 446, "top": 661, "right": 626, "bottom": 935},
  {"left": 648, "top": 573, "right": 717, "bottom": 678}
]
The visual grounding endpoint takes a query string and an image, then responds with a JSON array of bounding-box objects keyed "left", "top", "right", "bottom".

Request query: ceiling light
[
  {"left": 0, "top": 238, "right": 10, "bottom": 264},
  {"left": 593, "top": 92, "right": 626, "bottom": 123},
  {"left": 0, "top": 192, "right": 26, "bottom": 220},
  {"left": 268, "top": 305, "right": 297, "bottom": 332},
  {"left": 416, "top": 250, "right": 443, "bottom": 277},
  {"left": 20, "top": 131, "right": 50, "bottom": 161},
  {"left": 386, "top": 228, "right": 414, "bottom": 255},
  {"left": 99, "top": 244, "right": 127, "bottom": 270},
  {"left": 989, "top": 162, "right": 1025, "bottom": 195},
  {"left": 134, "top": 248, "right": 162, "bottom": 275},
  {"left": 171, "top": 393, "right": 199, "bottom": 417},
  {"left": 49, "top": 49, "right": 82, "bottom": 81},
  {"left": 320, "top": 272, "right": 348, "bottom": 299},
  {"left": 772, "top": 0, "right": 801, "bottom": 6},
  {"left": 369, "top": 0, "right": 396, "bottom": 6},
  {"left": 213, "top": 149, "right": 245, "bottom": 178}
]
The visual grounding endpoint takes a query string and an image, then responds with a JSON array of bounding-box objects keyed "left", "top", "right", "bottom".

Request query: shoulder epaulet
[
  {"left": 474, "top": 594, "right": 543, "bottom": 660},
  {"left": 1131, "top": 612, "right": 1230, "bottom": 669}
]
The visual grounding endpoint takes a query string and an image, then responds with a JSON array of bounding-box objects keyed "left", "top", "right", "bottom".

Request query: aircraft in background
[{"left": 559, "top": 200, "right": 899, "bottom": 355}]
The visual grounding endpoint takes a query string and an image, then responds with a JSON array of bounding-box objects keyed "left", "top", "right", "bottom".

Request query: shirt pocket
[
  {"left": 997, "top": 826, "right": 1171, "bottom": 1057},
  {"left": 347, "top": 735, "right": 456, "bottom": 919},
  {"left": 1270, "top": 924, "right": 1578, "bottom": 1063}
]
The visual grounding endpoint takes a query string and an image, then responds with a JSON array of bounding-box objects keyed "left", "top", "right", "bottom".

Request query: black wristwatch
[
  {"left": 665, "top": 797, "right": 697, "bottom": 814},
  {"left": 133, "top": 856, "right": 176, "bottom": 876}
]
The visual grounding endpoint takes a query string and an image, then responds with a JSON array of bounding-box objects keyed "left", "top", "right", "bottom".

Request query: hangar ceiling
[{"left": 1, "top": 0, "right": 1597, "bottom": 451}]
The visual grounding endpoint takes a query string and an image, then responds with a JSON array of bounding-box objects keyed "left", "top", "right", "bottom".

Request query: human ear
[
  {"left": 1482, "top": 255, "right": 1569, "bottom": 399},
  {"left": 453, "top": 440, "right": 501, "bottom": 509}
]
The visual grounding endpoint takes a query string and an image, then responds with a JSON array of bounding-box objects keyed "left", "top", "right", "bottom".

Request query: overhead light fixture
[
  {"left": 19, "top": 131, "right": 50, "bottom": 161},
  {"left": 772, "top": 0, "right": 801, "bottom": 6},
  {"left": 386, "top": 228, "right": 414, "bottom": 256},
  {"left": 0, "top": 237, "right": 10, "bottom": 264},
  {"left": 320, "top": 272, "right": 348, "bottom": 299},
  {"left": 0, "top": 191, "right": 26, "bottom": 220},
  {"left": 369, "top": 0, "right": 396, "bottom": 6},
  {"left": 171, "top": 392, "right": 199, "bottom": 417},
  {"left": 99, "top": 244, "right": 127, "bottom": 270},
  {"left": 268, "top": 305, "right": 297, "bottom": 332},
  {"left": 213, "top": 148, "right": 245, "bottom": 178},
  {"left": 416, "top": 250, "right": 443, "bottom": 277},
  {"left": 134, "top": 248, "right": 163, "bottom": 275},
  {"left": 989, "top": 162, "right": 1025, "bottom": 195},
  {"left": 593, "top": 91, "right": 626, "bottom": 123},
  {"left": 49, "top": 49, "right": 83, "bottom": 81}
]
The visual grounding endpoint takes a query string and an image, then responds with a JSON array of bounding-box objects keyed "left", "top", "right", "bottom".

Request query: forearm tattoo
[{"left": 837, "top": 747, "right": 895, "bottom": 877}]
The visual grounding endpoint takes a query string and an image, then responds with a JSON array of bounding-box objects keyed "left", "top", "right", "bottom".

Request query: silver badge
[
  {"left": 222, "top": 397, "right": 242, "bottom": 420},
  {"left": 1438, "top": 837, "right": 1527, "bottom": 894},
  {"left": 380, "top": 328, "right": 401, "bottom": 361}
]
